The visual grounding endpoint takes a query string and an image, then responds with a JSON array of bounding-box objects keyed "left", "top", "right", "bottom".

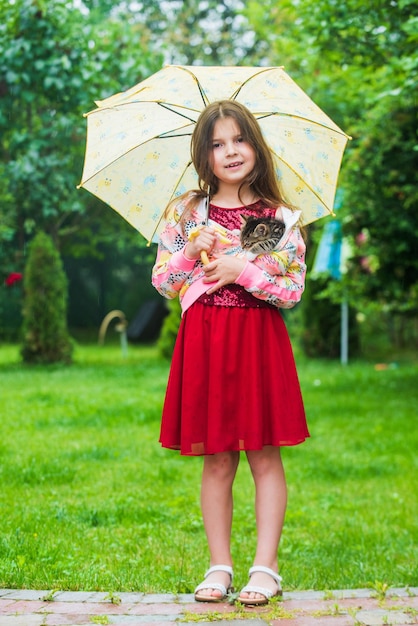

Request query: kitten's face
[{"left": 240, "top": 215, "right": 285, "bottom": 254}]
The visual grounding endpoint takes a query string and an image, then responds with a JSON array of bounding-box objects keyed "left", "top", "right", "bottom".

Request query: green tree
[
  {"left": 122, "top": 0, "right": 267, "bottom": 66},
  {"left": 301, "top": 0, "right": 418, "bottom": 322},
  {"left": 21, "top": 232, "right": 73, "bottom": 364},
  {"left": 0, "top": 0, "right": 163, "bottom": 336},
  {"left": 0, "top": 0, "right": 162, "bottom": 264},
  {"left": 245, "top": 0, "right": 418, "bottom": 328}
]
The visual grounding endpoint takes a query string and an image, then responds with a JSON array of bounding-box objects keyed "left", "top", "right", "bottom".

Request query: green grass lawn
[{"left": 0, "top": 341, "right": 417, "bottom": 593}]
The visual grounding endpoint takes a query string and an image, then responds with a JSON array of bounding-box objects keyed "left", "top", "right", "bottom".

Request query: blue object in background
[
  {"left": 311, "top": 190, "right": 349, "bottom": 364},
  {"left": 312, "top": 188, "right": 345, "bottom": 280},
  {"left": 312, "top": 218, "right": 343, "bottom": 280}
]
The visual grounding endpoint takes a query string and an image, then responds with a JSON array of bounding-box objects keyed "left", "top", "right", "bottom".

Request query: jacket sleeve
[
  {"left": 151, "top": 238, "right": 197, "bottom": 300},
  {"left": 235, "top": 225, "right": 306, "bottom": 309},
  {"left": 151, "top": 198, "right": 200, "bottom": 299}
]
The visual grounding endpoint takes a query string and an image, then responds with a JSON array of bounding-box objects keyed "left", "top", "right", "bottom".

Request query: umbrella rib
[
  {"left": 85, "top": 99, "right": 200, "bottom": 118},
  {"left": 157, "top": 101, "right": 200, "bottom": 123},
  {"left": 159, "top": 132, "right": 193, "bottom": 138},
  {"left": 271, "top": 149, "right": 335, "bottom": 215},
  {"left": 148, "top": 159, "right": 194, "bottom": 244},
  {"left": 228, "top": 68, "right": 350, "bottom": 139},
  {"left": 78, "top": 123, "right": 195, "bottom": 186},
  {"left": 229, "top": 66, "right": 280, "bottom": 100},
  {"left": 256, "top": 112, "right": 351, "bottom": 139},
  {"left": 171, "top": 66, "right": 210, "bottom": 107}
]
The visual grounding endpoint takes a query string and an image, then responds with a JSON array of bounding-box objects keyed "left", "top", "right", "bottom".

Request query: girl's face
[{"left": 210, "top": 117, "right": 256, "bottom": 188}]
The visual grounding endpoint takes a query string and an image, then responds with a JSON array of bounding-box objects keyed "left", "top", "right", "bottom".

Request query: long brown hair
[
  {"left": 166, "top": 100, "right": 293, "bottom": 221},
  {"left": 192, "top": 100, "right": 289, "bottom": 206}
]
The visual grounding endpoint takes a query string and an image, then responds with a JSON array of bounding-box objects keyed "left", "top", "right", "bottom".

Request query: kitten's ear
[
  {"left": 240, "top": 214, "right": 249, "bottom": 226},
  {"left": 254, "top": 223, "right": 268, "bottom": 237}
]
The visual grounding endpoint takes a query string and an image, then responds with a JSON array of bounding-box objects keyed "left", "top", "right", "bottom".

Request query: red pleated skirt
[{"left": 159, "top": 302, "right": 309, "bottom": 456}]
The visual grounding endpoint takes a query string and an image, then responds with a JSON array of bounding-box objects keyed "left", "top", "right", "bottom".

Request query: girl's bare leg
[
  {"left": 196, "top": 451, "right": 240, "bottom": 599},
  {"left": 240, "top": 446, "right": 287, "bottom": 601}
]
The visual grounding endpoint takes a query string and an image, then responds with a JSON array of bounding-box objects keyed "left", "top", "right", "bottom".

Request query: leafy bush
[
  {"left": 157, "top": 297, "right": 181, "bottom": 359},
  {"left": 21, "top": 232, "right": 73, "bottom": 364},
  {"left": 301, "top": 275, "right": 360, "bottom": 359}
]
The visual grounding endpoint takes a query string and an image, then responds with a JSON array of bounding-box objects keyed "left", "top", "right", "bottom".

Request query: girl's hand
[
  {"left": 185, "top": 227, "right": 216, "bottom": 260},
  {"left": 202, "top": 255, "right": 247, "bottom": 293}
]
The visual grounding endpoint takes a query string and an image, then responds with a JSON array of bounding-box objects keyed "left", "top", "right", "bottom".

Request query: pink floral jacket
[{"left": 151, "top": 196, "right": 306, "bottom": 315}]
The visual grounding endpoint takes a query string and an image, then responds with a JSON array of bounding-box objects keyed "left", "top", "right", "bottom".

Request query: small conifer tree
[{"left": 21, "top": 231, "right": 73, "bottom": 364}]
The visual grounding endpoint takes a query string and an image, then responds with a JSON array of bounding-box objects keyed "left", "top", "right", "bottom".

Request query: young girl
[{"left": 151, "top": 100, "right": 309, "bottom": 606}]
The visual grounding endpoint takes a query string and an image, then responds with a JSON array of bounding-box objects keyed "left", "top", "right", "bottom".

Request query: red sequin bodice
[{"left": 197, "top": 201, "right": 276, "bottom": 308}]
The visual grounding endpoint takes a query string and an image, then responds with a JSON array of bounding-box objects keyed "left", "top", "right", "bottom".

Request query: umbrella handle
[{"left": 188, "top": 228, "right": 210, "bottom": 265}]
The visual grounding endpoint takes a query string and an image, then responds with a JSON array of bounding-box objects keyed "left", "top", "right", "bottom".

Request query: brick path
[{"left": 0, "top": 587, "right": 417, "bottom": 625}]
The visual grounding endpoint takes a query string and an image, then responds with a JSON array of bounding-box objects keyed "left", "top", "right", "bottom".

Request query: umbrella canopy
[{"left": 78, "top": 65, "right": 350, "bottom": 243}]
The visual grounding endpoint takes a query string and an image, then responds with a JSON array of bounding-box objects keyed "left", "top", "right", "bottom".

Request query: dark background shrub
[{"left": 21, "top": 232, "right": 73, "bottom": 364}]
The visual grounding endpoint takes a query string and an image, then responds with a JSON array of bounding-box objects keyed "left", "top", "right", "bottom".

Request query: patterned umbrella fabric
[{"left": 78, "top": 65, "right": 350, "bottom": 242}]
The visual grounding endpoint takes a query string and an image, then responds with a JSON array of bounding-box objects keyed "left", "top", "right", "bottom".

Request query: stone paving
[{"left": 0, "top": 587, "right": 417, "bottom": 626}]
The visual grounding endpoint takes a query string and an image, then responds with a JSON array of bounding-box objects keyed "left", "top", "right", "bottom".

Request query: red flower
[{"left": 5, "top": 272, "right": 23, "bottom": 287}]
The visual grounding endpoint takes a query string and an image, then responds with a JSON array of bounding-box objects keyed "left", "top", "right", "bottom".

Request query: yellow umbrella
[{"left": 78, "top": 65, "right": 350, "bottom": 243}]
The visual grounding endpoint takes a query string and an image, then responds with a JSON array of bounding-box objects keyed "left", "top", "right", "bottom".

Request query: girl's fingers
[{"left": 202, "top": 257, "right": 246, "bottom": 290}]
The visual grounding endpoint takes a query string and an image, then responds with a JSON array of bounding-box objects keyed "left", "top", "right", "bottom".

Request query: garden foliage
[
  {"left": 0, "top": 0, "right": 417, "bottom": 350},
  {"left": 21, "top": 232, "right": 73, "bottom": 364}
]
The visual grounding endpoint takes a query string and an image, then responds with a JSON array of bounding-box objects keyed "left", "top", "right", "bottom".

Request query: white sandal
[
  {"left": 238, "top": 565, "right": 282, "bottom": 606},
  {"left": 194, "top": 565, "right": 234, "bottom": 603}
]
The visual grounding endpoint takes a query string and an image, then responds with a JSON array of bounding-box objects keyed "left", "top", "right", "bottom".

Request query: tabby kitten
[{"left": 240, "top": 215, "right": 286, "bottom": 256}]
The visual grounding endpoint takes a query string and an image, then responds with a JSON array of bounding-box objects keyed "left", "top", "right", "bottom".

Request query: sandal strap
[
  {"left": 194, "top": 581, "right": 228, "bottom": 595},
  {"left": 240, "top": 584, "right": 275, "bottom": 599},
  {"left": 248, "top": 566, "right": 282, "bottom": 587},
  {"left": 194, "top": 565, "right": 234, "bottom": 596},
  {"left": 204, "top": 565, "right": 233, "bottom": 581}
]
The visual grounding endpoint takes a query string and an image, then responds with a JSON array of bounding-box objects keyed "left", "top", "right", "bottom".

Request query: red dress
[{"left": 159, "top": 203, "right": 309, "bottom": 456}]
